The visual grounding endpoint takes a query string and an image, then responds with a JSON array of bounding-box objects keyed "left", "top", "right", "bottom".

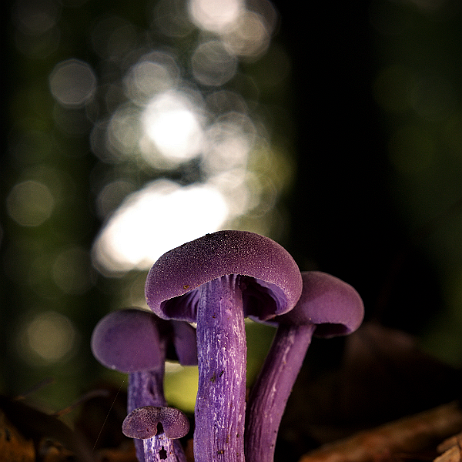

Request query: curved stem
[
  {"left": 195, "top": 275, "right": 247, "bottom": 462},
  {"left": 245, "top": 323, "right": 316, "bottom": 462}
]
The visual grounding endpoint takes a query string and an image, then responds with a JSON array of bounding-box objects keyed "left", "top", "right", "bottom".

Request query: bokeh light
[
  {"left": 124, "top": 52, "right": 180, "bottom": 103},
  {"left": 92, "top": 179, "right": 230, "bottom": 273},
  {"left": 52, "top": 247, "right": 94, "bottom": 295},
  {"left": 16, "top": 311, "right": 78, "bottom": 365},
  {"left": 12, "top": 0, "right": 62, "bottom": 58},
  {"left": 6, "top": 180, "right": 55, "bottom": 227},
  {"left": 140, "top": 91, "right": 205, "bottom": 164},
  {"left": 222, "top": 10, "right": 272, "bottom": 58},
  {"left": 188, "top": 0, "right": 244, "bottom": 33},
  {"left": 49, "top": 59, "right": 97, "bottom": 108},
  {"left": 202, "top": 114, "right": 254, "bottom": 174},
  {"left": 84, "top": 0, "right": 288, "bottom": 283},
  {"left": 191, "top": 40, "right": 238, "bottom": 86},
  {"left": 13, "top": 0, "right": 61, "bottom": 35}
]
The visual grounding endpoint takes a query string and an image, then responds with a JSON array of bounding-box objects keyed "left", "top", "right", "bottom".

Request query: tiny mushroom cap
[
  {"left": 122, "top": 406, "right": 190, "bottom": 440},
  {"left": 145, "top": 230, "right": 303, "bottom": 322},
  {"left": 278, "top": 270, "right": 364, "bottom": 336}
]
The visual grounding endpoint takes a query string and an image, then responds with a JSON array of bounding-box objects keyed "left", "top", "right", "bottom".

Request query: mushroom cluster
[{"left": 91, "top": 230, "right": 364, "bottom": 462}]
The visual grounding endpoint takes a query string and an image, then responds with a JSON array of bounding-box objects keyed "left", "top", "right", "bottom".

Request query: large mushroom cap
[
  {"left": 145, "top": 230, "right": 303, "bottom": 322},
  {"left": 279, "top": 271, "right": 364, "bottom": 337}
]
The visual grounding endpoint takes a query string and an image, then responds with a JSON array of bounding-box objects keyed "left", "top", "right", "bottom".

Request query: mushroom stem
[
  {"left": 245, "top": 323, "right": 316, "bottom": 462},
  {"left": 129, "top": 370, "right": 168, "bottom": 462},
  {"left": 195, "top": 275, "right": 246, "bottom": 462},
  {"left": 143, "top": 434, "right": 187, "bottom": 462},
  {"left": 245, "top": 271, "right": 364, "bottom": 462},
  {"left": 128, "top": 369, "right": 167, "bottom": 412}
]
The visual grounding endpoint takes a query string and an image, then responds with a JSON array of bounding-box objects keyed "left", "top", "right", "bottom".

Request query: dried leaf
[
  {"left": 298, "top": 401, "right": 462, "bottom": 462},
  {"left": 280, "top": 322, "right": 462, "bottom": 456},
  {"left": 0, "top": 409, "right": 35, "bottom": 462},
  {"left": 435, "top": 446, "right": 461, "bottom": 462},
  {"left": 0, "top": 394, "right": 93, "bottom": 462},
  {"left": 38, "top": 438, "right": 76, "bottom": 462}
]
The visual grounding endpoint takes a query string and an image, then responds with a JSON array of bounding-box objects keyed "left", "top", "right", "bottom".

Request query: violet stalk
[
  {"left": 245, "top": 271, "right": 364, "bottom": 462},
  {"left": 194, "top": 275, "right": 246, "bottom": 461}
]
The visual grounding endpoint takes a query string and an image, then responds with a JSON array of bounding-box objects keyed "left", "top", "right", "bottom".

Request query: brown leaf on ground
[
  {"left": 0, "top": 394, "right": 94, "bottom": 462},
  {"left": 298, "top": 402, "right": 462, "bottom": 462},
  {"left": 435, "top": 431, "right": 462, "bottom": 462},
  {"left": 0, "top": 409, "right": 35, "bottom": 462},
  {"left": 278, "top": 322, "right": 462, "bottom": 460}
]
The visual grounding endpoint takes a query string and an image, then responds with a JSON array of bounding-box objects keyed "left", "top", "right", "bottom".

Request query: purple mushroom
[
  {"left": 91, "top": 308, "right": 196, "bottom": 462},
  {"left": 145, "top": 230, "right": 303, "bottom": 462},
  {"left": 245, "top": 271, "right": 365, "bottom": 462},
  {"left": 122, "top": 406, "right": 190, "bottom": 462}
]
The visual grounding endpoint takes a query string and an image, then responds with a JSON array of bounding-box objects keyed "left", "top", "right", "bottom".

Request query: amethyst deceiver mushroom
[
  {"left": 245, "top": 271, "right": 364, "bottom": 462},
  {"left": 122, "top": 406, "right": 190, "bottom": 462},
  {"left": 91, "top": 308, "right": 196, "bottom": 462},
  {"left": 145, "top": 230, "right": 303, "bottom": 462}
]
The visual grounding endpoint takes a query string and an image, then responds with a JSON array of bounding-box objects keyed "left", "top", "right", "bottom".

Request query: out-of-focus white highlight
[
  {"left": 202, "top": 116, "right": 254, "bottom": 174},
  {"left": 191, "top": 40, "right": 237, "bottom": 86},
  {"left": 93, "top": 179, "right": 229, "bottom": 273},
  {"left": 188, "top": 0, "right": 244, "bottom": 33},
  {"left": 124, "top": 52, "right": 179, "bottom": 103},
  {"left": 140, "top": 91, "right": 204, "bottom": 164},
  {"left": 223, "top": 11, "right": 271, "bottom": 58}
]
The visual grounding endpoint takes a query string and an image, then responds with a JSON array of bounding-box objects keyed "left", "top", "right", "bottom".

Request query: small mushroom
[
  {"left": 122, "top": 406, "right": 190, "bottom": 462},
  {"left": 91, "top": 308, "right": 196, "bottom": 462},
  {"left": 245, "top": 271, "right": 365, "bottom": 462},
  {"left": 145, "top": 230, "right": 303, "bottom": 462}
]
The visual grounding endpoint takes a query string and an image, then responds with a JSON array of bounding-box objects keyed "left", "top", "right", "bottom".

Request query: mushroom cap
[
  {"left": 91, "top": 308, "right": 197, "bottom": 373},
  {"left": 145, "top": 230, "right": 303, "bottom": 322},
  {"left": 122, "top": 406, "right": 190, "bottom": 440},
  {"left": 278, "top": 271, "right": 364, "bottom": 337}
]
